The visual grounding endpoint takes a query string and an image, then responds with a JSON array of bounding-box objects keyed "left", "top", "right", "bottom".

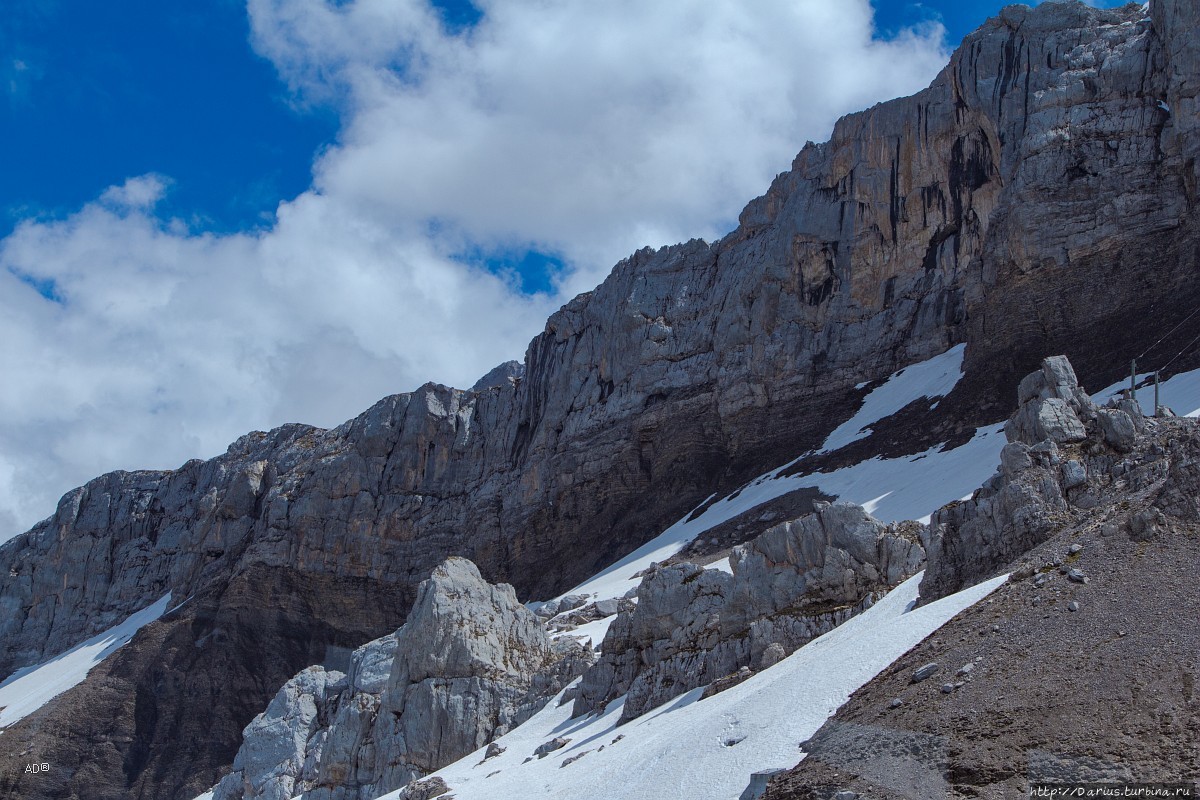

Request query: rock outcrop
[
  {"left": 3, "top": 1, "right": 1200, "bottom": 797},
  {"left": 574, "top": 503, "right": 923, "bottom": 722},
  {"left": 921, "top": 355, "right": 1160, "bottom": 601},
  {"left": 213, "top": 558, "right": 591, "bottom": 800},
  {"left": 765, "top": 364, "right": 1200, "bottom": 799}
]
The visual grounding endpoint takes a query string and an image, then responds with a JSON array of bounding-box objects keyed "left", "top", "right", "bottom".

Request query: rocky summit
[{"left": 1, "top": 1, "right": 1199, "bottom": 799}]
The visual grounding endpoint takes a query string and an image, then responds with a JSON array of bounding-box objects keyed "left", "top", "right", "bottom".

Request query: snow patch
[
  {"left": 0, "top": 593, "right": 172, "bottom": 731},
  {"left": 536, "top": 346, "right": 996, "bottom": 632},
  {"left": 1092, "top": 366, "right": 1200, "bottom": 418},
  {"left": 819, "top": 344, "right": 965, "bottom": 453}
]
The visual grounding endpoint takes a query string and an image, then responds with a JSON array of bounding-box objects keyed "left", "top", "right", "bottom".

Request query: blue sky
[
  {"left": 1, "top": 0, "right": 1114, "bottom": 289},
  {"left": 0, "top": 0, "right": 1127, "bottom": 542}
]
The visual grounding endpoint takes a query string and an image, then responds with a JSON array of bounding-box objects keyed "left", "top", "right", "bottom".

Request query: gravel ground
[{"left": 764, "top": 421, "right": 1200, "bottom": 799}]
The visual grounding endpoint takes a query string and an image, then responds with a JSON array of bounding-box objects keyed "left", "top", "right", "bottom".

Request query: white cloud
[{"left": 0, "top": 0, "right": 949, "bottom": 543}]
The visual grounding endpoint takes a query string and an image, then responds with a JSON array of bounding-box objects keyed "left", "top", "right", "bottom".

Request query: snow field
[{"left": 399, "top": 572, "right": 1008, "bottom": 800}]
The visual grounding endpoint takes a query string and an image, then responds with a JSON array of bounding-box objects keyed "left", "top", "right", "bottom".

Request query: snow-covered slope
[
  {"left": 536, "top": 345, "right": 1004, "bottom": 644},
  {"left": 384, "top": 573, "right": 1007, "bottom": 800},
  {"left": 0, "top": 593, "right": 172, "bottom": 731}
]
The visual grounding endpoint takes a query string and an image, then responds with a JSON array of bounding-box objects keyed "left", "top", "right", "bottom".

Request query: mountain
[{"left": 1, "top": 1, "right": 1198, "bottom": 798}]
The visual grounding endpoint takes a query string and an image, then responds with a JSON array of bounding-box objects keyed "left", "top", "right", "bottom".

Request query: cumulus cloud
[{"left": 0, "top": 0, "right": 949, "bottom": 542}]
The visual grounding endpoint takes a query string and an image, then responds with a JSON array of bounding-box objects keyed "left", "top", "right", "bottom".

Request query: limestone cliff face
[{"left": 1, "top": 2, "right": 1197, "bottom": 798}]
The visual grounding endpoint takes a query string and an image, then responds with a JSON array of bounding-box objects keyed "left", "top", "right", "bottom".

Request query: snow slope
[
  {"left": 542, "top": 358, "right": 1200, "bottom": 633},
  {"left": 537, "top": 345, "right": 1002, "bottom": 638},
  {"left": 387, "top": 572, "right": 1007, "bottom": 800},
  {"left": 0, "top": 593, "right": 172, "bottom": 731},
  {"left": 819, "top": 344, "right": 966, "bottom": 453},
  {"left": 1092, "top": 366, "right": 1200, "bottom": 417}
]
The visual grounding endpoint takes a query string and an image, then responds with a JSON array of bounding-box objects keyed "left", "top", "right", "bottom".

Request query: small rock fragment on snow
[{"left": 534, "top": 736, "right": 571, "bottom": 758}]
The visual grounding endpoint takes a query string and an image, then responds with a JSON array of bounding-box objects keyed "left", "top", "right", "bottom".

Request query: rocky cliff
[{"left": 2, "top": 2, "right": 1198, "bottom": 798}]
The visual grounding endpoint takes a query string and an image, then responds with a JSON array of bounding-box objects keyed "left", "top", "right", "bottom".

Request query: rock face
[
  {"left": 922, "top": 355, "right": 1159, "bottom": 601},
  {"left": 212, "top": 558, "right": 591, "bottom": 800},
  {"left": 573, "top": 503, "right": 924, "bottom": 721},
  {"left": 3, "top": 1, "right": 1200, "bottom": 797}
]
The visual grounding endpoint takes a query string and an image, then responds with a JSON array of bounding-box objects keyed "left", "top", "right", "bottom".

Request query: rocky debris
[
  {"left": 544, "top": 596, "right": 631, "bottom": 633},
  {"left": 767, "top": 380, "right": 1200, "bottom": 797},
  {"left": 559, "top": 750, "right": 591, "bottom": 768},
  {"left": 911, "top": 663, "right": 940, "bottom": 683},
  {"left": 701, "top": 666, "right": 755, "bottom": 700},
  {"left": 534, "top": 737, "right": 570, "bottom": 758},
  {"left": 484, "top": 743, "right": 506, "bottom": 760},
  {"left": 574, "top": 503, "right": 924, "bottom": 721},
  {"left": 214, "top": 558, "right": 592, "bottom": 800},
  {"left": 391, "top": 776, "right": 450, "bottom": 800}
]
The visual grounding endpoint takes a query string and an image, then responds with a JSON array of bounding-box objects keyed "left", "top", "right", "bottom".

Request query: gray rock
[
  {"left": 1067, "top": 569, "right": 1089, "bottom": 584},
  {"left": 759, "top": 642, "right": 787, "bottom": 669},
  {"left": 1000, "top": 443, "right": 1033, "bottom": 477},
  {"left": 470, "top": 360, "right": 524, "bottom": 392},
  {"left": 393, "top": 776, "right": 450, "bottom": 800},
  {"left": 1068, "top": 543, "right": 1083, "bottom": 555},
  {"left": 738, "top": 767, "right": 789, "bottom": 800},
  {"left": 940, "top": 683, "right": 956, "bottom": 694},
  {"left": 1068, "top": 601, "right": 1080, "bottom": 612},
  {"left": 593, "top": 598, "right": 619, "bottom": 617},
  {"left": 559, "top": 750, "right": 591, "bottom": 768},
  {"left": 218, "top": 558, "right": 592, "bottom": 800},
  {"left": 534, "top": 737, "right": 570, "bottom": 758},
  {"left": 1061, "top": 461, "right": 1088, "bottom": 490},
  {"left": 484, "top": 742, "right": 506, "bottom": 759},
  {"left": 912, "top": 663, "right": 940, "bottom": 683},
  {"left": 215, "top": 666, "right": 344, "bottom": 800},
  {"left": 1097, "top": 408, "right": 1138, "bottom": 452},
  {"left": 574, "top": 502, "right": 923, "bottom": 721},
  {"left": 7, "top": 0, "right": 1200, "bottom": 794}
]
